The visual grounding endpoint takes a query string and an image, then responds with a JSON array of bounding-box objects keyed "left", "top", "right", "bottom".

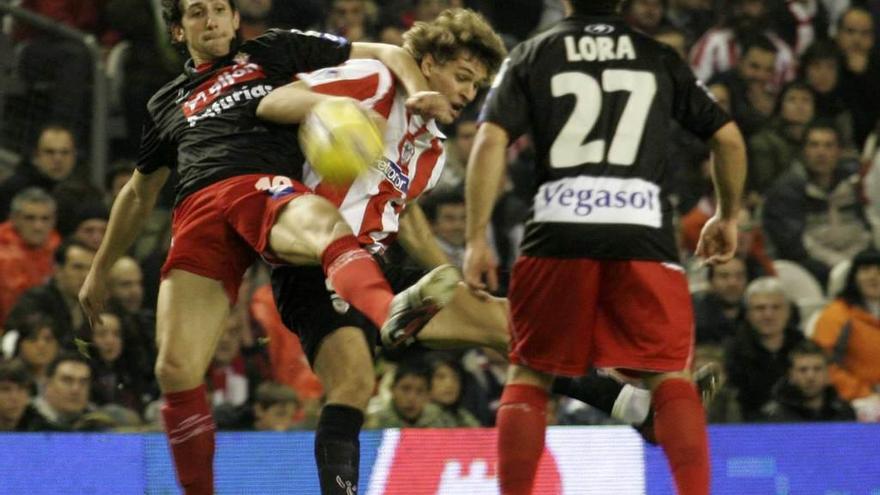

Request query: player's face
[
  {"left": 33, "top": 129, "right": 76, "bottom": 181},
  {"left": 788, "top": 354, "right": 827, "bottom": 399},
  {"left": 11, "top": 201, "right": 55, "bottom": 248},
  {"left": 805, "top": 58, "right": 838, "bottom": 94},
  {"left": 855, "top": 264, "right": 880, "bottom": 303},
  {"left": 802, "top": 128, "right": 840, "bottom": 177},
  {"left": 93, "top": 313, "right": 123, "bottom": 363},
  {"left": 175, "top": 0, "right": 240, "bottom": 64},
  {"left": 746, "top": 292, "right": 790, "bottom": 338},
  {"left": 780, "top": 88, "right": 814, "bottom": 126},
  {"left": 423, "top": 51, "right": 488, "bottom": 120},
  {"left": 738, "top": 48, "right": 776, "bottom": 87},
  {"left": 709, "top": 258, "right": 747, "bottom": 305}
]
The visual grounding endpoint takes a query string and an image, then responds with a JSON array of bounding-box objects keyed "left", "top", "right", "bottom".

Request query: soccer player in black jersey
[
  {"left": 464, "top": 1, "right": 747, "bottom": 494},
  {"left": 78, "top": 1, "right": 461, "bottom": 494}
]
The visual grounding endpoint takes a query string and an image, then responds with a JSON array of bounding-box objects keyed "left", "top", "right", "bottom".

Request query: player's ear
[
  {"left": 419, "top": 54, "right": 436, "bottom": 79},
  {"left": 232, "top": 8, "right": 240, "bottom": 30}
]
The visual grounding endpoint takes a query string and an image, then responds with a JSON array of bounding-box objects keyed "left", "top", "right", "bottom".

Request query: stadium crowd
[{"left": 1, "top": 0, "right": 880, "bottom": 434}]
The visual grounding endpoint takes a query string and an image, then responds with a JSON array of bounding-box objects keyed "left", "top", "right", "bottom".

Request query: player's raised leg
[{"left": 154, "top": 271, "right": 232, "bottom": 495}]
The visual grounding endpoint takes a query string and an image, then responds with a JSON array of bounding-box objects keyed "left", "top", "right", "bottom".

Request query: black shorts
[{"left": 270, "top": 257, "right": 427, "bottom": 365}]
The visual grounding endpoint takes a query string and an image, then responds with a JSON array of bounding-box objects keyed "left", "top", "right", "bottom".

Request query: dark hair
[
  {"left": 420, "top": 187, "right": 465, "bottom": 223},
  {"left": 0, "top": 359, "right": 33, "bottom": 388},
  {"left": 803, "top": 119, "right": 842, "bottom": 146},
  {"left": 840, "top": 247, "right": 880, "bottom": 308},
  {"left": 46, "top": 351, "right": 90, "bottom": 379},
  {"left": 788, "top": 340, "right": 827, "bottom": 366},
  {"left": 162, "top": 0, "right": 239, "bottom": 54},
  {"left": 775, "top": 80, "right": 815, "bottom": 115},
  {"left": 54, "top": 237, "right": 95, "bottom": 266},
  {"left": 741, "top": 34, "right": 778, "bottom": 56},
  {"left": 392, "top": 360, "right": 431, "bottom": 387},
  {"left": 569, "top": 0, "right": 621, "bottom": 14},
  {"left": 798, "top": 40, "right": 843, "bottom": 78},
  {"left": 706, "top": 254, "right": 746, "bottom": 281},
  {"left": 31, "top": 122, "right": 75, "bottom": 153},
  {"left": 621, "top": 0, "right": 667, "bottom": 13},
  {"left": 426, "top": 352, "right": 465, "bottom": 405},
  {"left": 11, "top": 313, "right": 60, "bottom": 358}
]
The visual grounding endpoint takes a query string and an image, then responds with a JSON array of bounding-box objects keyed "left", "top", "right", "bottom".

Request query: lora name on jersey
[
  {"left": 377, "top": 158, "right": 410, "bottom": 194},
  {"left": 564, "top": 34, "right": 636, "bottom": 62}
]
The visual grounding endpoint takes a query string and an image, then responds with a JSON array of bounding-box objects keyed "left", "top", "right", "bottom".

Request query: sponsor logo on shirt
[
  {"left": 376, "top": 158, "right": 410, "bottom": 194},
  {"left": 534, "top": 175, "right": 662, "bottom": 227},
  {"left": 182, "top": 61, "right": 271, "bottom": 127}
]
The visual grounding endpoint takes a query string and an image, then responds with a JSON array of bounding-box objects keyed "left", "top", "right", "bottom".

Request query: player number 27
[{"left": 550, "top": 69, "right": 656, "bottom": 168}]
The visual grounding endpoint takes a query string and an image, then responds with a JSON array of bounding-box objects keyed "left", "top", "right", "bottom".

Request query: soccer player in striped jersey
[{"left": 255, "top": 9, "right": 508, "bottom": 495}]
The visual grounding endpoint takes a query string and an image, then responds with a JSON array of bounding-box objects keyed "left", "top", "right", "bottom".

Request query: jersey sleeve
[
  {"left": 668, "top": 50, "right": 731, "bottom": 141},
  {"left": 297, "top": 59, "right": 397, "bottom": 118},
  {"left": 246, "top": 28, "right": 352, "bottom": 79},
  {"left": 136, "top": 110, "right": 176, "bottom": 174},
  {"left": 478, "top": 47, "right": 531, "bottom": 140}
]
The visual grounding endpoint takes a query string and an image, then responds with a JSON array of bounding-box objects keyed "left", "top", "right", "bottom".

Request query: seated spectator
[
  {"left": 10, "top": 314, "right": 60, "bottom": 392},
  {"left": 437, "top": 116, "right": 478, "bottom": 190},
  {"left": 748, "top": 81, "right": 816, "bottom": 193},
  {"left": 366, "top": 360, "right": 456, "bottom": 428},
  {"left": 0, "top": 188, "right": 60, "bottom": 327},
  {"left": 0, "top": 359, "right": 41, "bottom": 431},
  {"left": 692, "top": 257, "right": 748, "bottom": 345},
  {"left": 238, "top": 0, "right": 273, "bottom": 41},
  {"left": 421, "top": 188, "right": 466, "bottom": 268},
  {"left": 770, "top": 0, "right": 830, "bottom": 55},
  {"left": 690, "top": 0, "right": 796, "bottom": 88},
  {"left": 7, "top": 239, "right": 95, "bottom": 347},
  {"left": 763, "top": 121, "right": 869, "bottom": 285},
  {"left": 812, "top": 248, "right": 880, "bottom": 409},
  {"left": 64, "top": 202, "right": 109, "bottom": 251},
  {"left": 208, "top": 315, "right": 251, "bottom": 409},
  {"left": 762, "top": 341, "right": 856, "bottom": 422},
  {"left": 0, "top": 124, "right": 78, "bottom": 221},
  {"left": 763, "top": 341, "right": 856, "bottom": 423},
  {"left": 427, "top": 353, "right": 481, "bottom": 427},
  {"left": 834, "top": 7, "right": 880, "bottom": 147},
  {"left": 30, "top": 352, "right": 94, "bottom": 431},
  {"left": 326, "top": 0, "right": 378, "bottom": 41},
  {"left": 707, "top": 35, "right": 780, "bottom": 138},
  {"left": 799, "top": 40, "right": 856, "bottom": 149},
  {"left": 87, "top": 310, "right": 150, "bottom": 415},
  {"left": 725, "top": 277, "right": 805, "bottom": 420},
  {"left": 622, "top": 0, "right": 670, "bottom": 36},
  {"left": 253, "top": 382, "right": 307, "bottom": 431}
]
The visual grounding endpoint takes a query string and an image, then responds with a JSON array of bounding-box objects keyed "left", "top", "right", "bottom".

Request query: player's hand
[
  {"left": 695, "top": 215, "right": 738, "bottom": 266},
  {"left": 79, "top": 269, "right": 108, "bottom": 330},
  {"left": 464, "top": 237, "right": 499, "bottom": 293},
  {"left": 406, "top": 91, "right": 455, "bottom": 124}
]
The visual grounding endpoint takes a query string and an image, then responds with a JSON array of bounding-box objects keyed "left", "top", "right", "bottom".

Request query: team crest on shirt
[
  {"left": 400, "top": 141, "right": 415, "bottom": 165},
  {"left": 233, "top": 52, "right": 250, "bottom": 65}
]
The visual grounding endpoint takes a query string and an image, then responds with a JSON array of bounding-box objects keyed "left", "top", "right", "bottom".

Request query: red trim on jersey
[{"left": 408, "top": 136, "right": 443, "bottom": 199}]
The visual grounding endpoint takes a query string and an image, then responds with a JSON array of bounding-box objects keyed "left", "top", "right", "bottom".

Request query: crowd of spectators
[{"left": 1, "top": 0, "right": 880, "bottom": 433}]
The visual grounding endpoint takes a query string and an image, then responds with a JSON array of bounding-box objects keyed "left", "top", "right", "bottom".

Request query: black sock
[
  {"left": 553, "top": 370, "right": 624, "bottom": 416},
  {"left": 315, "top": 404, "right": 364, "bottom": 495}
]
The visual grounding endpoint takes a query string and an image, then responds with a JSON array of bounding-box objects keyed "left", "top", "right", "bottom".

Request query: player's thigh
[
  {"left": 155, "top": 269, "right": 232, "bottom": 391},
  {"left": 418, "top": 284, "right": 510, "bottom": 351},
  {"left": 507, "top": 256, "right": 601, "bottom": 377},
  {"left": 268, "top": 194, "right": 353, "bottom": 264},
  {"left": 595, "top": 260, "right": 694, "bottom": 373},
  {"left": 313, "top": 326, "right": 375, "bottom": 409}
]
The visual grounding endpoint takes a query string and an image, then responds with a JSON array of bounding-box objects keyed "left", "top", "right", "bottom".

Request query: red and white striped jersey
[
  {"left": 689, "top": 27, "right": 796, "bottom": 88},
  {"left": 297, "top": 59, "right": 447, "bottom": 250}
]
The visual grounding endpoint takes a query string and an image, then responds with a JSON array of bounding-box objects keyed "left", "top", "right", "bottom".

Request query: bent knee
[
  {"left": 155, "top": 355, "right": 206, "bottom": 391},
  {"left": 325, "top": 371, "right": 376, "bottom": 409}
]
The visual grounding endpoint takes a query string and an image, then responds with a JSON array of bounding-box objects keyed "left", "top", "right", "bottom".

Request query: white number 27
[{"left": 550, "top": 69, "right": 656, "bottom": 168}]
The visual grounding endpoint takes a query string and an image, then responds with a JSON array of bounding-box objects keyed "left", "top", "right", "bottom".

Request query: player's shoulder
[
  {"left": 338, "top": 58, "right": 394, "bottom": 80},
  {"left": 249, "top": 28, "right": 348, "bottom": 48},
  {"left": 147, "top": 73, "right": 188, "bottom": 113}
]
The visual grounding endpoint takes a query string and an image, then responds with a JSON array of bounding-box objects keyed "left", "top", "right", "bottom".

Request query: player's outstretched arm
[
  {"left": 350, "top": 43, "right": 454, "bottom": 124},
  {"left": 696, "top": 121, "right": 747, "bottom": 265},
  {"left": 464, "top": 122, "right": 508, "bottom": 292},
  {"left": 397, "top": 203, "right": 451, "bottom": 269},
  {"left": 79, "top": 168, "right": 170, "bottom": 328},
  {"left": 256, "top": 80, "right": 343, "bottom": 124}
]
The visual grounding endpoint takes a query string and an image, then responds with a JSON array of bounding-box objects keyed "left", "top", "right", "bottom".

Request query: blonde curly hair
[{"left": 403, "top": 8, "right": 507, "bottom": 82}]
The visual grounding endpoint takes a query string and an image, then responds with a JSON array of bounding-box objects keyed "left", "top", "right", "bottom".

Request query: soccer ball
[{"left": 299, "top": 98, "right": 385, "bottom": 185}]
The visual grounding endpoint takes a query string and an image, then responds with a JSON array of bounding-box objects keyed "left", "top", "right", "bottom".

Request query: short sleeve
[
  {"left": 246, "top": 29, "right": 352, "bottom": 79},
  {"left": 668, "top": 52, "right": 731, "bottom": 140},
  {"left": 478, "top": 48, "right": 531, "bottom": 141},
  {"left": 298, "top": 59, "right": 396, "bottom": 118},
  {"left": 136, "top": 112, "right": 175, "bottom": 174}
]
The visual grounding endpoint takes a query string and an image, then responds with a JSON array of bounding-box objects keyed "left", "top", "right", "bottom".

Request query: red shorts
[
  {"left": 507, "top": 256, "right": 694, "bottom": 376},
  {"left": 162, "top": 174, "right": 311, "bottom": 304}
]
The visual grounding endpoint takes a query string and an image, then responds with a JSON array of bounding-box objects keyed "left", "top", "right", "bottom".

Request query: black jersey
[
  {"left": 136, "top": 29, "right": 352, "bottom": 206},
  {"left": 480, "top": 16, "right": 730, "bottom": 262}
]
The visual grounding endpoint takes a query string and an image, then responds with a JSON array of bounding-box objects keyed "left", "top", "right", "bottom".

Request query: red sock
[
  {"left": 652, "top": 379, "right": 710, "bottom": 495},
  {"left": 161, "top": 384, "right": 216, "bottom": 495},
  {"left": 497, "top": 384, "right": 549, "bottom": 495},
  {"left": 322, "top": 235, "right": 393, "bottom": 328}
]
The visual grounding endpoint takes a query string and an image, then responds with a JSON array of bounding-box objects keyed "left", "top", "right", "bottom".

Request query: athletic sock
[
  {"left": 315, "top": 404, "right": 364, "bottom": 495},
  {"left": 161, "top": 384, "right": 216, "bottom": 495},
  {"left": 652, "top": 379, "right": 710, "bottom": 495},
  {"left": 321, "top": 235, "right": 393, "bottom": 328},
  {"left": 497, "top": 384, "right": 549, "bottom": 495}
]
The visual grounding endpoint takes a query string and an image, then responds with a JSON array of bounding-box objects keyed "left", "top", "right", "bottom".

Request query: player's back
[{"left": 482, "top": 14, "right": 728, "bottom": 262}]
